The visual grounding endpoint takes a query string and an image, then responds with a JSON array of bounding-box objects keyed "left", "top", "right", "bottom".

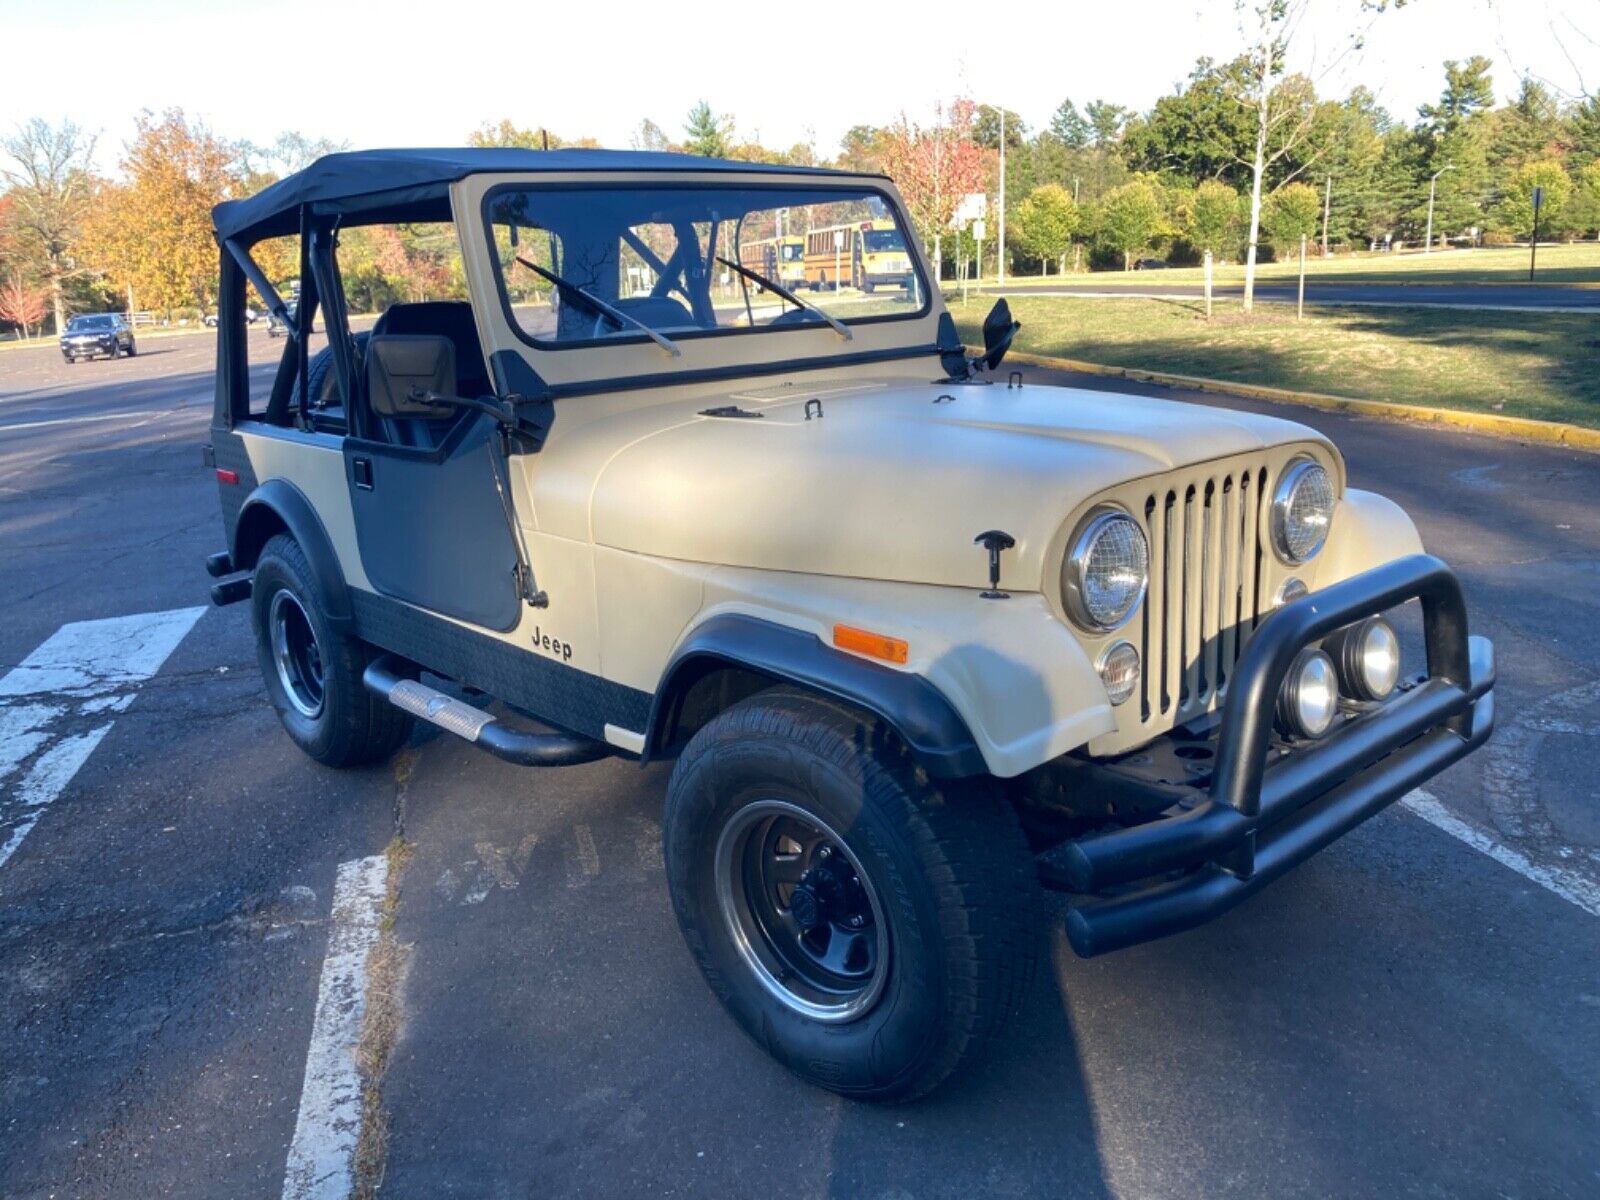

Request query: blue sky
[{"left": 2, "top": 0, "right": 1591, "bottom": 172}]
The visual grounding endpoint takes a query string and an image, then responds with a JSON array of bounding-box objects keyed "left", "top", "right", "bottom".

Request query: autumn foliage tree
[
  {"left": 879, "top": 99, "right": 989, "bottom": 278},
  {"left": 0, "top": 119, "right": 97, "bottom": 335},
  {"left": 82, "top": 109, "right": 238, "bottom": 314},
  {"left": 0, "top": 270, "right": 50, "bottom": 338}
]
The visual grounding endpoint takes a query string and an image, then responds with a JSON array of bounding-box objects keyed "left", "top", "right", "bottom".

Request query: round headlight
[
  {"left": 1326, "top": 616, "right": 1400, "bottom": 701},
  {"left": 1062, "top": 509, "right": 1149, "bottom": 631},
  {"left": 1097, "top": 641, "right": 1141, "bottom": 706},
  {"left": 1271, "top": 460, "right": 1335, "bottom": 563},
  {"left": 1276, "top": 648, "right": 1340, "bottom": 739}
]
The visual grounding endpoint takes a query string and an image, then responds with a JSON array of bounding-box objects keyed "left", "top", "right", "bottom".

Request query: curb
[{"left": 1001, "top": 349, "right": 1600, "bottom": 454}]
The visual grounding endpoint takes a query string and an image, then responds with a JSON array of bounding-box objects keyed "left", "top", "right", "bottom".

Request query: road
[
  {"left": 973, "top": 280, "right": 1600, "bottom": 311},
  {"left": 1, "top": 331, "right": 1597, "bottom": 1198}
]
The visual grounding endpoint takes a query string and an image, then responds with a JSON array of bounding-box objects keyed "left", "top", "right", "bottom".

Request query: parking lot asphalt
[{"left": 1, "top": 330, "right": 1597, "bottom": 1198}]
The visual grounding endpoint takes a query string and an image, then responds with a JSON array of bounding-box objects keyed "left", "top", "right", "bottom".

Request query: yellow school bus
[
  {"left": 801, "top": 220, "right": 914, "bottom": 293},
  {"left": 738, "top": 236, "right": 806, "bottom": 291}
]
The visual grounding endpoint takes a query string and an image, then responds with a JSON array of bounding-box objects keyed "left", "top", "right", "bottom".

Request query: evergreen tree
[
  {"left": 1049, "top": 100, "right": 1090, "bottom": 149},
  {"left": 683, "top": 101, "right": 731, "bottom": 158}
]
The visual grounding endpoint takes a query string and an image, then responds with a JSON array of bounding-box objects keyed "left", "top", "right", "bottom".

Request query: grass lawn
[
  {"left": 952, "top": 294, "right": 1600, "bottom": 429},
  {"left": 994, "top": 242, "right": 1600, "bottom": 289}
]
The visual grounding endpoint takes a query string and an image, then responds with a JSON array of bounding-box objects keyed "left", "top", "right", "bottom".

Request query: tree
[
  {"left": 1085, "top": 101, "right": 1130, "bottom": 148},
  {"left": 80, "top": 109, "right": 238, "bottom": 315},
  {"left": 1185, "top": 179, "right": 1243, "bottom": 256},
  {"left": 1122, "top": 59, "right": 1258, "bottom": 186},
  {"left": 1496, "top": 159, "right": 1573, "bottom": 238},
  {"left": 837, "top": 125, "right": 888, "bottom": 172},
  {"left": 974, "top": 105, "right": 1027, "bottom": 150},
  {"left": 1568, "top": 160, "right": 1600, "bottom": 238},
  {"left": 1097, "top": 180, "right": 1165, "bottom": 269},
  {"left": 1261, "top": 181, "right": 1321, "bottom": 253},
  {"left": 1571, "top": 97, "right": 1600, "bottom": 172},
  {"left": 0, "top": 269, "right": 50, "bottom": 338},
  {"left": 683, "top": 101, "right": 731, "bottom": 157},
  {"left": 1013, "top": 184, "right": 1081, "bottom": 274},
  {"left": 1487, "top": 78, "right": 1563, "bottom": 186},
  {"left": 1229, "top": 1, "right": 1407, "bottom": 312},
  {"left": 879, "top": 99, "right": 990, "bottom": 279},
  {"left": 1049, "top": 100, "right": 1091, "bottom": 149},
  {"left": 1416, "top": 57, "right": 1496, "bottom": 240},
  {"left": 0, "top": 118, "right": 98, "bottom": 335},
  {"left": 631, "top": 119, "right": 673, "bottom": 152}
]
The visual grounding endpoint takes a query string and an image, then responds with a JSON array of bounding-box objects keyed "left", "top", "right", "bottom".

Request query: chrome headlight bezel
[
  {"left": 1062, "top": 507, "right": 1150, "bottom": 633},
  {"left": 1270, "top": 458, "right": 1335, "bottom": 564}
]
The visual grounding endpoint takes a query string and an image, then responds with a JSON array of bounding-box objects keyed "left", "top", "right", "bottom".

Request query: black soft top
[{"left": 212, "top": 147, "right": 853, "bottom": 243}]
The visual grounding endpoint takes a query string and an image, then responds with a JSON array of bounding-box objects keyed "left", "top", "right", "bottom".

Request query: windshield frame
[
  {"left": 480, "top": 180, "right": 931, "bottom": 355},
  {"left": 68, "top": 315, "right": 117, "bottom": 331}
]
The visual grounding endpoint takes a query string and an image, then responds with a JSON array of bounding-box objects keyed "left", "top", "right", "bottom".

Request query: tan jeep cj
[{"left": 204, "top": 149, "right": 1495, "bottom": 1101}]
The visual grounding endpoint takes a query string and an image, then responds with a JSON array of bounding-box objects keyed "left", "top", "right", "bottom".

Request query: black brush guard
[{"left": 1048, "top": 554, "right": 1496, "bottom": 958}]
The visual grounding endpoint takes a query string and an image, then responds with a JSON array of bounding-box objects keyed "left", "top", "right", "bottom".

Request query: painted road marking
[
  {"left": 0, "top": 607, "right": 205, "bottom": 871},
  {"left": 0, "top": 411, "right": 157, "bottom": 434},
  {"left": 1402, "top": 790, "right": 1600, "bottom": 918},
  {"left": 282, "top": 855, "right": 387, "bottom": 1200}
]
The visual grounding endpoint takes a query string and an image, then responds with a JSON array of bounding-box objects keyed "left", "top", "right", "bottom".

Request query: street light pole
[{"left": 1425, "top": 165, "right": 1455, "bottom": 255}]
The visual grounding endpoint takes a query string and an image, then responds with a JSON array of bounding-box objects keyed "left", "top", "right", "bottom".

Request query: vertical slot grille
[{"left": 1138, "top": 465, "right": 1268, "bottom": 728}]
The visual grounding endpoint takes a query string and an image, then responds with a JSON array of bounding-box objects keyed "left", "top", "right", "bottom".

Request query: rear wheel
[
  {"left": 251, "top": 533, "right": 411, "bottom": 767},
  {"left": 664, "top": 688, "right": 1041, "bottom": 1102}
]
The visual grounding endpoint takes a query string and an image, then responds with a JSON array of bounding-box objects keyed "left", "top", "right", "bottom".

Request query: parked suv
[
  {"left": 202, "top": 150, "right": 1495, "bottom": 1101},
  {"left": 60, "top": 313, "right": 136, "bottom": 362}
]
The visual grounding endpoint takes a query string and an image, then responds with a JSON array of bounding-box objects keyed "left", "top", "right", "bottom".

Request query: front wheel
[
  {"left": 251, "top": 534, "right": 411, "bottom": 767},
  {"left": 664, "top": 689, "right": 1041, "bottom": 1102}
]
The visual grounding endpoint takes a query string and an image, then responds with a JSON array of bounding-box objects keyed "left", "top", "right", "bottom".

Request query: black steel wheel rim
[
  {"left": 269, "top": 588, "right": 325, "bottom": 719},
  {"left": 714, "top": 798, "right": 889, "bottom": 1023}
]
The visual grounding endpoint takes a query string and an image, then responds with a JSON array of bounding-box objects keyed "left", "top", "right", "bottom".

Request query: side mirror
[
  {"left": 979, "top": 298, "right": 1021, "bottom": 372},
  {"left": 367, "top": 334, "right": 455, "bottom": 417}
]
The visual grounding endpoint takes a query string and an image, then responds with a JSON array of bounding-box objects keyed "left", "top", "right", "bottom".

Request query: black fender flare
[
  {"left": 231, "top": 478, "right": 354, "bottom": 632},
  {"left": 643, "top": 613, "right": 988, "bottom": 780}
]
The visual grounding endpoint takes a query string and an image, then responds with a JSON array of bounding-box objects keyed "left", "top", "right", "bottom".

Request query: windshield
[
  {"left": 485, "top": 183, "right": 927, "bottom": 348},
  {"left": 862, "top": 228, "right": 906, "bottom": 253},
  {"left": 68, "top": 315, "right": 115, "bottom": 331}
]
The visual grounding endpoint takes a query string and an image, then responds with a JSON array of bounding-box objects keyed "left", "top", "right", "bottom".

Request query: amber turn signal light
[{"left": 832, "top": 624, "right": 908, "bottom": 665}]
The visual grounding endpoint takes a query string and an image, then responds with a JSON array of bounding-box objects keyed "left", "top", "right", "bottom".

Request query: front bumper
[{"left": 1042, "top": 554, "right": 1495, "bottom": 958}]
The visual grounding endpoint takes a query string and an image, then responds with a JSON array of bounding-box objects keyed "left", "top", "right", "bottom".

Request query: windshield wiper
[
  {"left": 716, "top": 255, "right": 852, "bottom": 342},
  {"left": 515, "top": 256, "right": 680, "bottom": 357}
]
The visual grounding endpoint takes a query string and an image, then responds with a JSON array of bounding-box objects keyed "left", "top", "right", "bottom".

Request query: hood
[{"left": 581, "top": 378, "right": 1335, "bottom": 591}]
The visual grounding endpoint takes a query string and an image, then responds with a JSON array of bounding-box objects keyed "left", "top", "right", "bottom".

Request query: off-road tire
[
  {"left": 664, "top": 687, "right": 1041, "bottom": 1102},
  {"left": 251, "top": 533, "right": 411, "bottom": 767}
]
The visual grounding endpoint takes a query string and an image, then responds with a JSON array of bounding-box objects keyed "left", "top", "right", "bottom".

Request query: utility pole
[
  {"left": 997, "top": 108, "right": 1006, "bottom": 286},
  {"left": 1297, "top": 235, "right": 1307, "bottom": 322},
  {"left": 1320, "top": 176, "right": 1331, "bottom": 257},
  {"left": 1425, "top": 165, "right": 1455, "bottom": 255},
  {"left": 1529, "top": 185, "right": 1544, "bottom": 281}
]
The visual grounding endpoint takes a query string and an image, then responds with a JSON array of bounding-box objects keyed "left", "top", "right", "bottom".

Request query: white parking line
[
  {"left": 1402, "top": 789, "right": 1600, "bottom": 918},
  {"left": 282, "top": 854, "right": 387, "bottom": 1200},
  {"left": 0, "top": 607, "right": 205, "bottom": 871}
]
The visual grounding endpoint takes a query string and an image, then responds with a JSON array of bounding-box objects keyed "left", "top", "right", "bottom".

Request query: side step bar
[{"left": 362, "top": 656, "right": 610, "bottom": 767}]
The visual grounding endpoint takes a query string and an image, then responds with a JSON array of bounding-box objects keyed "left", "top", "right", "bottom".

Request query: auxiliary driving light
[
  {"left": 1097, "top": 641, "right": 1141, "bottom": 706},
  {"left": 1276, "top": 648, "right": 1340, "bottom": 739},
  {"left": 1325, "top": 616, "right": 1401, "bottom": 702}
]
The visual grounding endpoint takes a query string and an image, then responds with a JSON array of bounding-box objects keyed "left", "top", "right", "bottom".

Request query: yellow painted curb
[{"left": 1001, "top": 349, "right": 1600, "bottom": 454}]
